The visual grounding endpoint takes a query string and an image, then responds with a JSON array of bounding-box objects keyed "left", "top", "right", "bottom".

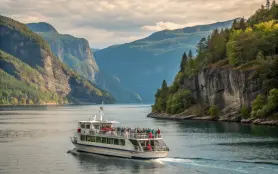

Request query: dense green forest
[
  {"left": 153, "top": 2, "right": 278, "bottom": 119},
  {"left": 0, "top": 50, "right": 66, "bottom": 105}
]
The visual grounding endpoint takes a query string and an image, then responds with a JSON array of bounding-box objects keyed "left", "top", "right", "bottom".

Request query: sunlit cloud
[{"left": 142, "top": 22, "right": 187, "bottom": 31}]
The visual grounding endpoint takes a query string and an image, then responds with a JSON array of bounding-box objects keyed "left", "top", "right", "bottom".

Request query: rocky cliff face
[
  {"left": 0, "top": 25, "right": 70, "bottom": 96},
  {"left": 27, "top": 23, "right": 99, "bottom": 81},
  {"left": 183, "top": 66, "right": 261, "bottom": 114},
  {"left": 47, "top": 36, "right": 99, "bottom": 81}
]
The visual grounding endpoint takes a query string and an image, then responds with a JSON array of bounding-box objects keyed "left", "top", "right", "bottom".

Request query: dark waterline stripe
[
  {"left": 72, "top": 142, "right": 137, "bottom": 152},
  {"left": 74, "top": 149, "right": 160, "bottom": 160}
]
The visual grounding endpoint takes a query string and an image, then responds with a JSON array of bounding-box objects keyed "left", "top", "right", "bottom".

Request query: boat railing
[{"left": 87, "top": 130, "right": 162, "bottom": 139}]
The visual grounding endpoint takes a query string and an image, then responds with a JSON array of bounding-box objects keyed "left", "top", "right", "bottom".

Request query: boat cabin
[{"left": 71, "top": 107, "right": 169, "bottom": 157}]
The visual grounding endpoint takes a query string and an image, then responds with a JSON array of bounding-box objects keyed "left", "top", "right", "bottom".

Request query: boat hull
[{"left": 72, "top": 142, "right": 168, "bottom": 159}]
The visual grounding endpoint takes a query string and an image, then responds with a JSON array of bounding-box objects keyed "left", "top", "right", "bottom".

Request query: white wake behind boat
[{"left": 70, "top": 107, "right": 169, "bottom": 159}]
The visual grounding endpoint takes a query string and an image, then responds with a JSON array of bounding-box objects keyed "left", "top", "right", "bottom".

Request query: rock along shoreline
[{"left": 147, "top": 112, "right": 278, "bottom": 126}]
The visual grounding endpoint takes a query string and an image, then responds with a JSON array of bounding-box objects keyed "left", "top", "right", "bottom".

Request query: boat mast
[{"left": 99, "top": 101, "right": 104, "bottom": 121}]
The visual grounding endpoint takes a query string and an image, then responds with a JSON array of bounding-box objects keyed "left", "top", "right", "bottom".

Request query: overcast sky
[{"left": 1, "top": 0, "right": 265, "bottom": 48}]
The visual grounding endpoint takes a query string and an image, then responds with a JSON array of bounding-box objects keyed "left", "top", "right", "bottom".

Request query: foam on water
[
  {"left": 154, "top": 157, "right": 278, "bottom": 174},
  {"left": 155, "top": 157, "right": 194, "bottom": 164}
]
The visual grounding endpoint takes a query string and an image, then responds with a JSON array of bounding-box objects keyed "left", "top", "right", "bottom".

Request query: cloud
[
  {"left": 142, "top": 22, "right": 187, "bottom": 31},
  {"left": 0, "top": 0, "right": 265, "bottom": 48},
  {"left": 141, "top": 21, "right": 209, "bottom": 31}
]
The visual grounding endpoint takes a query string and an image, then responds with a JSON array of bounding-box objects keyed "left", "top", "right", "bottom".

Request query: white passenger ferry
[{"left": 71, "top": 107, "right": 169, "bottom": 159}]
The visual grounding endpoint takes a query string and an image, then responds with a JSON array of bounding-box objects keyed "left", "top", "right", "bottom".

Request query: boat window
[
  {"left": 129, "top": 139, "right": 139, "bottom": 146},
  {"left": 114, "top": 139, "right": 119, "bottom": 145},
  {"left": 80, "top": 135, "right": 86, "bottom": 141},
  {"left": 120, "top": 139, "right": 125, "bottom": 146},
  {"left": 94, "top": 125, "right": 100, "bottom": 129},
  {"left": 101, "top": 137, "right": 107, "bottom": 144},
  {"left": 107, "top": 138, "right": 113, "bottom": 144},
  {"left": 96, "top": 136, "right": 101, "bottom": 143},
  {"left": 138, "top": 140, "right": 146, "bottom": 147},
  {"left": 91, "top": 136, "right": 96, "bottom": 142},
  {"left": 80, "top": 123, "right": 85, "bottom": 129},
  {"left": 157, "top": 139, "right": 166, "bottom": 146},
  {"left": 86, "top": 124, "right": 90, "bottom": 129},
  {"left": 86, "top": 136, "right": 91, "bottom": 141}
]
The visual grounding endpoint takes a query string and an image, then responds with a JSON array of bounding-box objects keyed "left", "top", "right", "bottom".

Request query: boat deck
[{"left": 80, "top": 129, "right": 162, "bottom": 140}]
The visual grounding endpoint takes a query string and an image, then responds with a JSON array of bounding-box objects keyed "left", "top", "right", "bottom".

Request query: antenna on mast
[{"left": 99, "top": 101, "right": 104, "bottom": 121}]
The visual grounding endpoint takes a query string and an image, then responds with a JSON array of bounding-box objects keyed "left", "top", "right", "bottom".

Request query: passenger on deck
[
  {"left": 149, "top": 131, "right": 153, "bottom": 138},
  {"left": 147, "top": 143, "right": 152, "bottom": 151}
]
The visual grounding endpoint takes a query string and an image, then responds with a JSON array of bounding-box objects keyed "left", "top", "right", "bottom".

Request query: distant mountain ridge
[
  {"left": 27, "top": 22, "right": 58, "bottom": 33},
  {"left": 95, "top": 19, "right": 235, "bottom": 102}
]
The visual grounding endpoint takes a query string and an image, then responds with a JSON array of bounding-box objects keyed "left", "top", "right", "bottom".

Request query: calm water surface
[{"left": 0, "top": 105, "right": 278, "bottom": 174}]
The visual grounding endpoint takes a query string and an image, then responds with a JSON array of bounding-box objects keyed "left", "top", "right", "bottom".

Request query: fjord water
[{"left": 0, "top": 105, "right": 278, "bottom": 174}]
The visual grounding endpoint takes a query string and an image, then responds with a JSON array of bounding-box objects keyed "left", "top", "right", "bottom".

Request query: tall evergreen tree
[
  {"left": 197, "top": 37, "right": 207, "bottom": 53},
  {"left": 180, "top": 52, "right": 188, "bottom": 72},
  {"left": 160, "top": 80, "right": 168, "bottom": 111},
  {"left": 272, "top": 0, "right": 276, "bottom": 7},
  {"left": 162, "top": 80, "right": 167, "bottom": 90},
  {"left": 239, "top": 18, "right": 246, "bottom": 30},
  {"left": 188, "top": 50, "right": 193, "bottom": 58}
]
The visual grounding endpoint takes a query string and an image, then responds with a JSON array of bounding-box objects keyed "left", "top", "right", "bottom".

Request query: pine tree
[
  {"left": 162, "top": 80, "right": 167, "bottom": 90},
  {"left": 239, "top": 18, "right": 246, "bottom": 30},
  {"left": 272, "top": 0, "right": 276, "bottom": 7},
  {"left": 188, "top": 50, "right": 193, "bottom": 58},
  {"left": 232, "top": 19, "right": 239, "bottom": 30},
  {"left": 160, "top": 80, "right": 168, "bottom": 111},
  {"left": 197, "top": 37, "right": 207, "bottom": 53},
  {"left": 180, "top": 52, "right": 188, "bottom": 72}
]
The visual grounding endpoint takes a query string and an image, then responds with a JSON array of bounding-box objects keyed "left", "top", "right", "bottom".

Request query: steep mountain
[
  {"left": 95, "top": 20, "right": 235, "bottom": 102},
  {"left": 0, "top": 15, "right": 114, "bottom": 105},
  {"left": 27, "top": 22, "right": 99, "bottom": 81},
  {"left": 27, "top": 23, "right": 142, "bottom": 103}
]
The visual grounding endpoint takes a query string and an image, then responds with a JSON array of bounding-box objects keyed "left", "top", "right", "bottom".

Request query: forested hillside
[
  {"left": 152, "top": 3, "right": 278, "bottom": 121},
  {"left": 0, "top": 15, "right": 115, "bottom": 105}
]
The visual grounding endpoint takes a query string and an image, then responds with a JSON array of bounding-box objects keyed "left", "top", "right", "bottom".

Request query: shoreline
[
  {"left": 0, "top": 103, "right": 107, "bottom": 108},
  {"left": 147, "top": 112, "right": 278, "bottom": 126}
]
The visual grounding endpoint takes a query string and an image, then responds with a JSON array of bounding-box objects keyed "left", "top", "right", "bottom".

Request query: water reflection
[
  {"left": 151, "top": 119, "right": 278, "bottom": 137},
  {"left": 71, "top": 151, "right": 165, "bottom": 174}
]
